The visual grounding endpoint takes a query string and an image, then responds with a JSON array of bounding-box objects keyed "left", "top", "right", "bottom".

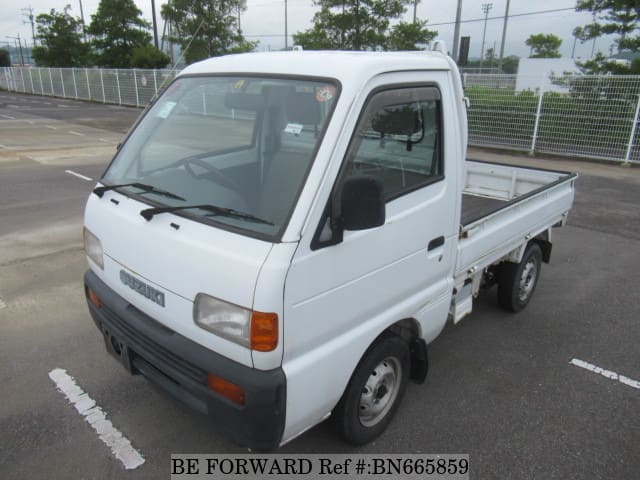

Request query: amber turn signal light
[
  {"left": 207, "top": 373, "right": 245, "bottom": 405},
  {"left": 87, "top": 288, "right": 103, "bottom": 309},
  {"left": 250, "top": 312, "right": 278, "bottom": 352}
]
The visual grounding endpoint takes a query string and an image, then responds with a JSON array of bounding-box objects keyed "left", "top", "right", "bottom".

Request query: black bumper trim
[{"left": 84, "top": 270, "right": 286, "bottom": 451}]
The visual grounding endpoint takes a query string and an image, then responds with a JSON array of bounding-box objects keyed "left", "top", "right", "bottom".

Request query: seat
[{"left": 259, "top": 92, "right": 321, "bottom": 225}]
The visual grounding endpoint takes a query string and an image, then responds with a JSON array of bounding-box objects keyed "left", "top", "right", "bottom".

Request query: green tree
[
  {"left": 292, "top": 0, "right": 410, "bottom": 51},
  {"left": 130, "top": 45, "right": 171, "bottom": 68},
  {"left": 485, "top": 47, "right": 496, "bottom": 64},
  {"left": 31, "top": 5, "right": 90, "bottom": 67},
  {"left": 502, "top": 55, "right": 520, "bottom": 74},
  {"left": 576, "top": 0, "right": 640, "bottom": 52},
  {"left": 525, "top": 33, "right": 562, "bottom": 58},
  {"left": 88, "top": 0, "right": 151, "bottom": 68},
  {"left": 0, "top": 48, "right": 11, "bottom": 67},
  {"left": 577, "top": 51, "right": 640, "bottom": 74},
  {"left": 161, "top": 0, "right": 256, "bottom": 65},
  {"left": 387, "top": 20, "right": 437, "bottom": 51}
]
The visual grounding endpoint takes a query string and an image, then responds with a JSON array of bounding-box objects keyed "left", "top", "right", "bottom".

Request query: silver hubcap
[
  {"left": 518, "top": 259, "right": 538, "bottom": 302},
  {"left": 359, "top": 357, "right": 402, "bottom": 427}
]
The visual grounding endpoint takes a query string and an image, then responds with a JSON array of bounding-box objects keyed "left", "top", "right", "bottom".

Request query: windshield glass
[{"left": 103, "top": 75, "right": 339, "bottom": 239}]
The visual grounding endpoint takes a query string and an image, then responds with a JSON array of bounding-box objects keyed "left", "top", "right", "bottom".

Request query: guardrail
[{"left": 1, "top": 66, "right": 639, "bottom": 164}]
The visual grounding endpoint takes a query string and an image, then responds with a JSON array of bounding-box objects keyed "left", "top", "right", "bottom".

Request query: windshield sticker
[
  {"left": 284, "top": 123, "right": 303, "bottom": 135},
  {"left": 156, "top": 101, "right": 176, "bottom": 119},
  {"left": 316, "top": 85, "right": 336, "bottom": 103},
  {"left": 234, "top": 79, "right": 246, "bottom": 90}
]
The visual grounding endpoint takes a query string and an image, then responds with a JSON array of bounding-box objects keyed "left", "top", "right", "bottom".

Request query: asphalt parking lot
[{"left": 0, "top": 90, "right": 638, "bottom": 479}]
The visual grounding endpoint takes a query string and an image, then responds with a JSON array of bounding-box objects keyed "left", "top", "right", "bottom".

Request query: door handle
[{"left": 428, "top": 236, "right": 445, "bottom": 251}]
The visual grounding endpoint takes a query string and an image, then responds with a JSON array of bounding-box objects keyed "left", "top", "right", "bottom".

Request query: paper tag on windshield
[
  {"left": 156, "top": 101, "right": 176, "bottom": 119},
  {"left": 284, "top": 123, "right": 303, "bottom": 135}
]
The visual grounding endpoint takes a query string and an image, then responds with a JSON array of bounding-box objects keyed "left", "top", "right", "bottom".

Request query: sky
[{"left": 0, "top": 0, "right": 616, "bottom": 60}]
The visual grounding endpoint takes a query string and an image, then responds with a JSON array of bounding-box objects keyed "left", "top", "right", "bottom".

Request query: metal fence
[
  {"left": 0, "top": 67, "right": 177, "bottom": 107},
  {"left": 465, "top": 73, "right": 640, "bottom": 164},
  {"left": 1, "top": 66, "right": 639, "bottom": 164}
]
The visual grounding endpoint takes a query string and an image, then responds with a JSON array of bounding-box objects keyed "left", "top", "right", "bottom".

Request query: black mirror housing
[{"left": 340, "top": 175, "right": 385, "bottom": 231}]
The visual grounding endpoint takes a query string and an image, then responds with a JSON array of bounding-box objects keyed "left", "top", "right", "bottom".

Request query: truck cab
[{"left": 83, "top": 45, "right": 575, "bottom": 450}]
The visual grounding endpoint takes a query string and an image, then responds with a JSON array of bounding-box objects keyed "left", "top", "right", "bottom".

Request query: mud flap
[{"left": 410, "top": 338, "right": 428, "bottom": 384}]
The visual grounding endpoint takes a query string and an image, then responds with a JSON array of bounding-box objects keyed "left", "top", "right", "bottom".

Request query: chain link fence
[{"left": 1, "top": 66, "right": 639, "bottom": 164}]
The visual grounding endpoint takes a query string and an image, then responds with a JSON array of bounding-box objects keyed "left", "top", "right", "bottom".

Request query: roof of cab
[{"left": 178, "top": 50, "right": 452, "bottom": 84}]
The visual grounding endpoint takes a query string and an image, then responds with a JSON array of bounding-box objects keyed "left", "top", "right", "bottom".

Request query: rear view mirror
[{"left": 340, "top": 175, "right": 385, "bottom": 231}]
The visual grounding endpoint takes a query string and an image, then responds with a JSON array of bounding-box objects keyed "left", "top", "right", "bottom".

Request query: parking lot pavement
[{"left": 1, "top": 92, "right": 639, "bottom": 479}]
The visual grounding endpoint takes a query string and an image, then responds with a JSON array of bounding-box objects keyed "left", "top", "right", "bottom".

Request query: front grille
[{"left": 100, "top": 305, "right": 207, "bottom": 386}]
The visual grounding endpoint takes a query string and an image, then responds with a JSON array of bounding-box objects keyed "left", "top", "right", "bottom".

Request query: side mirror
[{"left": 340, "top": 175, "right": 385, "bottom": 231}]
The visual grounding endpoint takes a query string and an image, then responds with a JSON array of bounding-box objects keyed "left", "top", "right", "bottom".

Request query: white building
[{"left": 515, "top": 58, "right": 582, "bottom": 93}]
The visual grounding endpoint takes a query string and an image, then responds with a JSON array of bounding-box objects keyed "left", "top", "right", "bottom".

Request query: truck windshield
[{"left": 102, "top": 75, "right": 339, "bottom": 239}]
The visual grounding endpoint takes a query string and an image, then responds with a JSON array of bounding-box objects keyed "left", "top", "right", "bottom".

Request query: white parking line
[
  {"left": 0, "top": 297, "right": 6, "bottom": 310},
  {"left": 98, "top": 138, "right": 111, "bottom": 143},
  {"left": 0, "top": 114, "right": 16, "bottom": 119},
  {"left": 48, "top": 368, "right": 145, "bottom": 470},
  {"left": 68, "top": 130, "right": 85, "bottom": 136},
  {"left": 570, "top": 358, "right": 640, "bottom": 390},
  {"left": 65, "top": 170, "right": 93, "bottom": 181},
  {"left": 45, "top": 125, "right": 57, "bottom": 130}
]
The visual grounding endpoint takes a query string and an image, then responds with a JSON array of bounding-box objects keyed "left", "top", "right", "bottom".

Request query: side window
[{"left": 342, "top": 86, "right": 443, "bottom": 200}]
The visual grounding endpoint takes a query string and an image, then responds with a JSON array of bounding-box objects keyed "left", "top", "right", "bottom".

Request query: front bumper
[{"left": 84, "top": 270, "right": 286, "bottom": 451}]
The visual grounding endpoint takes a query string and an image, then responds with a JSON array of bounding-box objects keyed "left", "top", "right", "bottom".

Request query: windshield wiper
[
  {"left": 140, "top": 204, "right": 274, "bottom": 225},
  {"left": 93, "top": 182, "right": 185, "bottom": 201}
]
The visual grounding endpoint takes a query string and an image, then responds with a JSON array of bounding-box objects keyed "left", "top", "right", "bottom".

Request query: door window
[{"left": 342, "top": 86, "right": 443, "bottom": 201}]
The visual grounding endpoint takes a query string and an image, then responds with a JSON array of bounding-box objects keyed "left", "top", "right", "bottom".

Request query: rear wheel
[
  {"left": 497, "top": 243, "right": 543, "bottom": 313},
  {"left": 332, "top": 334, "right": 409, "bottom": 445}
]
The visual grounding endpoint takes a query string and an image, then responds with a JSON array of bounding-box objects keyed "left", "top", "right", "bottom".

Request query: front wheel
[
  {"left": 497, "top": 243, "right": 543, "bottom": 313},
  {"left": 332, "top": 334, "right": 410, "bottom": 445}
]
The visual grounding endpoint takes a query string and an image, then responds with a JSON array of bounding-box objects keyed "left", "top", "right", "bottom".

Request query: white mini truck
[{"left": 83, "top": 44, "right": 576, "bottom": 450}]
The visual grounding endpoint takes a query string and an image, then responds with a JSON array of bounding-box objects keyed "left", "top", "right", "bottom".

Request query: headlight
[
  {"left": 83, "top": 227, "right": 104, "bottom": 269},
  {"left": 194, "top": 294, "right": 251, "bottom": 347}
]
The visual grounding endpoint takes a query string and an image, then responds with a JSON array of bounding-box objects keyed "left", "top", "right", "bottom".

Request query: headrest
[
  {"left": 286, "top": 92, "right": 321, "bottom": 125},
  {"left": 371, "top": 104, "right": 421, "bottom": 136},
  {"left": 224, "top": 92, "right": 266, "bottom": 111}
]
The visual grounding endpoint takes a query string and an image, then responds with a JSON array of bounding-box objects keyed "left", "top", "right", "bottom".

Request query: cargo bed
[{"left": 455, "top": 160, "right": 577, "bottom": 282}]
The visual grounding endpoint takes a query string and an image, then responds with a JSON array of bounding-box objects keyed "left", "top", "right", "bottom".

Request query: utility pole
[
  {"left": 284, "top": 0, "right": 288, "bottom": 49},
  {"left": 7, "top": 35, "right": 25, "bottom": 66},
  {"left": 237, "top": 5, "right": 242, "bottom": 32},
  {"left": 497, "top": 0, "right": 510, "bottom": 72},
  {"left": 413, "top": 0, "right": 420, "bottom": 23},
  {"left": 151, "top": 0, "right": 159, "bottom": 48},
  {"left": 479, "top": 3, "right": 493, "bottom": 70},
  {"left": 452, "top": 0, "right": 463, "bottom": 61},
  {"left": 78, "top": 0, "right": 87, "bottom": 42},
  {"left": 21, "top": 6, "right": 36, "bottom": 47}
]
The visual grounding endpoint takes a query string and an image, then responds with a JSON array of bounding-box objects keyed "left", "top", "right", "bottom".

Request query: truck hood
[
  {"left": 85, "top": 191, "right": 273, "bottom": 305},
  {"left": 84, "top": 191, "right": 273, "bottom": 365}
]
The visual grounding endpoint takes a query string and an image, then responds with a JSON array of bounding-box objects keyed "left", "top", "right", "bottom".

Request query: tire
[
  {"left": 497, "top": 243, "right": 543, "bottom": 313},
  {"left": 332, "top": 334, "right": 410, "bottom": 445}
]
